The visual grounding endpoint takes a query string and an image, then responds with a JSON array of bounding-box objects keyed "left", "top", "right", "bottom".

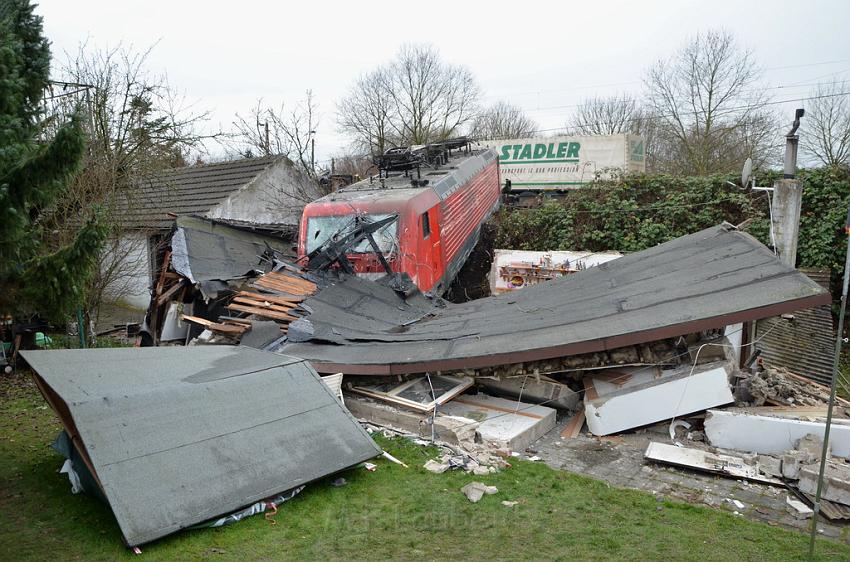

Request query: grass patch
[{"left": 2, "top": 373, "right": 849, "bottom": 561}]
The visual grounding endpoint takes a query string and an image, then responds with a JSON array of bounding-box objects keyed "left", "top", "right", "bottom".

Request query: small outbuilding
[{"left": 103, "top": 156, "right": 321, "bottom": 309}]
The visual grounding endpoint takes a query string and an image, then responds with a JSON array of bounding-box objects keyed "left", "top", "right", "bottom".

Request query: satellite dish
[{"left": 741, "top": 158, "right": 753, "bottom": 188}]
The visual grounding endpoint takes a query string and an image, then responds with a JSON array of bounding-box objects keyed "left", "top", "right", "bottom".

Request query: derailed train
[{"left": 298, "top": 139, "right": 501, "bottom": 295}]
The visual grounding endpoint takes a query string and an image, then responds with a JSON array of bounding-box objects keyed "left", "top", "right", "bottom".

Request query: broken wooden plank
[
  {"left": 156, "top": 279, "right": 186, "bottom": 306},
  {"left": 181, "top": 315, "right": 215, "bottom": 327},
  {"left": 181, "top": 315, "right": 248, "bottom": 335},
  {"left": 226, "top": 303, "right": 296, "bottom": 322},
  {"left": 237, "top": 291, "right": 302, "bottom": 307},
  {"left": 207, "top": 323, "right": 249, "bottom": 336},
  {"left": 231, "top": 296, "right": 296, "bottom": 312},
  {"left": 560, "top": 410, "right": 586, "bottom": 439},
  {"left": 254, "top": 272, "right": 317, "bottom": 295},
  {"left": 263, "top": 271, "right": 316, "bottom": 289},
  {"left": 155, "top": 250, "right": 172, "bottom": 296}
]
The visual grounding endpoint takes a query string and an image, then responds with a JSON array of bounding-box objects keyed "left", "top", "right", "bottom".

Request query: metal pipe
[{"left": 808, "top": 204, "right": 850, "bottom": 559}]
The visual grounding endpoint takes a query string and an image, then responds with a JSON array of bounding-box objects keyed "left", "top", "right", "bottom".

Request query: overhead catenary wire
[
  {"left": 479, "top": 91, "right": 850, "bottom": 141},
  {"left": 479, "top": 58, "right": 850, "bottom": 100}
]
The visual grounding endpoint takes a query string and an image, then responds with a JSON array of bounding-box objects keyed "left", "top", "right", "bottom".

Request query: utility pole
[
  {"left": 772, "top": 109, "right": 805, "bottom": 268},
  {"left": 310, "top": 130, "right": 316, "bottom": 176}
]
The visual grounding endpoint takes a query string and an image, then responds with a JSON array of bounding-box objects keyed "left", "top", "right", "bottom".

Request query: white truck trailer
[{"left": 478, "top": 133, "right": 645, "bottom": 191}]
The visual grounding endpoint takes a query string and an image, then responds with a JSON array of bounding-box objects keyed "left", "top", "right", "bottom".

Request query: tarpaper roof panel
[
  {"left": 170, "top": 215, "right": 293, "bottom": 285},
  {"left": 22, "top": 346, "right": 380, "bottom": 546},
  {"left": 277, "top": 225, "right": 831, "bottom": 374}
]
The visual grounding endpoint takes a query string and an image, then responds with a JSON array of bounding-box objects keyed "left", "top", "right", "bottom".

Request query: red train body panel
[{"left": 298, "top": 146, "right": 500, "bottom": 294}]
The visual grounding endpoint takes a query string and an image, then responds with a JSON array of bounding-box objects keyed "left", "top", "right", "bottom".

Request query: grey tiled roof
[{"left": 117, "top": 156, "right": 282, "bottom": 229}]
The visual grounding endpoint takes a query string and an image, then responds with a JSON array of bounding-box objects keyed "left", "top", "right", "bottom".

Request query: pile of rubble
[{"left": 28, "top": 220, "right": 845, "bottom": 546}]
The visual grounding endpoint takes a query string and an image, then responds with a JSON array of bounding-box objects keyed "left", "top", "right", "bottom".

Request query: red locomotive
[{"left": 298, "top": 139, "right": 500, "bottom": 295}]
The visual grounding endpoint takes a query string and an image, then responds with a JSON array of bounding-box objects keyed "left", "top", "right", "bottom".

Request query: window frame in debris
[{"left": 348, "top": 374, "right": 472, "bottom": 413}]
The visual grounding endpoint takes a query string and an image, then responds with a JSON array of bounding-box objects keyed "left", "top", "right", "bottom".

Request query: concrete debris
[
  {"left": 584, "top": 362, "right": 734, "bottom": 436},
  {"left": 795, "top": 433, "right": 829, "bottom": 460},
  {"left": 786, "top": 496, "right": 814, "bottom": 519},
  {"left": 741, "top": 367, "right": 839, "bottom": 407},
  {"left": 780, "top": 450, "right": 814, "bottom": 480},
  {"left": 423, "top": 460, "right": 450, "bottom": 474},
  {"left": 644, "top": 442, "right": 782, "bottom": 485},
  {"left": 461, "top": 482, "right": 498, "bottom": 503},
  {"left": 757, "top": 455, "right": 783, "bottom": 478},
  {"left": 799, "top": 462, "right": 850, "bottom": 506},
  {"left": 438, "top": 394, "right": 556, "bottom": 452},
  {"left": 705, "top": 409, "right": 850, "bottom": 459},
  {"left": 501, "top": 500, "right": 519, "bottom": 507}
]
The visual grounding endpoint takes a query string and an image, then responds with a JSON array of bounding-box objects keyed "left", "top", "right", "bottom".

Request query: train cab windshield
[{"left": 305, "top": 214, "right": 399, "bottom": 254}]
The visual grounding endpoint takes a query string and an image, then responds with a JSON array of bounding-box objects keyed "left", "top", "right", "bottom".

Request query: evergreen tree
[{"left": 0, "top": 0, "right": 107, "bottom": 321}]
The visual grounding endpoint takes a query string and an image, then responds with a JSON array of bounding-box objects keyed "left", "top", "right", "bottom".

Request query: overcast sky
[{"left": 36, "top": 0, "right": 850, "bottom": 166}]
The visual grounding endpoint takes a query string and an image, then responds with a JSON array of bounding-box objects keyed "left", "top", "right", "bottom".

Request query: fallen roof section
[
  {"left": 171, "top": 215, "right": 293, "bottom": 287},
  {"left": 22, "top": 346, "right": 381, "bottom": 546},
  {"left": 278, "top": 224, "right": 830, "bottom": 374}
]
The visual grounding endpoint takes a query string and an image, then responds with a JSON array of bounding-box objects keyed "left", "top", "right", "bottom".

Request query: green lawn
[{"left": 2, "top": 373, "right": 849, "bottom": 561}]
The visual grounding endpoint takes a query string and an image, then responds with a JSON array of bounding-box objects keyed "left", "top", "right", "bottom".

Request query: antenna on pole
[
  {"left": 731, "top": 158, "right": 777, "bottom": 254},
  {"left": 741, "top": 157, "right": 753, "bottom": 189}
]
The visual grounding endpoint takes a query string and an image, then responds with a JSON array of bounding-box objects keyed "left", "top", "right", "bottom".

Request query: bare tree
[
  {"left": 804, "top": 81, "right": 850, "bottom": 167},
  {"left": 569, "top": 94, "right": 642, "bottom": 135},
  {"left": 337, "top": 68, "right": 396, "bottom": 155},
  {"left": 330, "top": 153, "right": 374, "bottom": 179},
  {"left": 44, "top": 42, "right": 215, "bottom": 318},
  {"left": 469, "top": 101, "right": 537, "bottom": 139},
  {"left": 644, "top": 29, "right": 776, "bottom": 175},
  {"left": 232, "top": 90, "right": 321, "bottom": 179},
  {"left": 338, "top": 44, "right": 480, "bottom": 154}
]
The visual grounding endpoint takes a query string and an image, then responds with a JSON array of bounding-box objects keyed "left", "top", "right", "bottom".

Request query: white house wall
[
  {"left": 101, "top": 232, "right": 152, "bottom": 310},
  {"left": 206, "top": 161, "right": 321, "bottom": 227}
]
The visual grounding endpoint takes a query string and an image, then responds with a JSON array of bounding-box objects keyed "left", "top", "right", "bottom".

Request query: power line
[
  {"left": 480, "top": 58, "right": 850, "bottom": 102},
  {"left": 503, "top": 91, "right": 850, "bottom": 138},
  {"left": 514, "top": 78, "right": 850, "bottom": 117}
]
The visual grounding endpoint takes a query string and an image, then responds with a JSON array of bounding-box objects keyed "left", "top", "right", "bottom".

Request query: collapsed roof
[
  {"left": 170, "top": 215, "right": 294, "bottom": 297},
  {"left": 276, "top": 224, "right": 830, "bottom": 374},
  {"left": 22, "top": 346, "right": 381, "bottom": 546}
]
